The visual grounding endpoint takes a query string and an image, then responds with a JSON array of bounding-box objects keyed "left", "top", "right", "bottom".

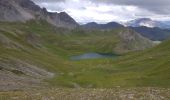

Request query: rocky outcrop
[
  {"left": 114, "top": 29, "right": 154, "bottom": 53},
  {"left": 0, "top": 0, "right": 78, "bottom": 29}
]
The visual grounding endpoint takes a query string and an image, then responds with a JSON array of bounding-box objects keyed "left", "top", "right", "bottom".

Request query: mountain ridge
[
  {"left": 82, "top": 22, "right": 124, "bottom": 30},
  {"left": 82, "top": 21, "right": 170, "bottom": 41}
]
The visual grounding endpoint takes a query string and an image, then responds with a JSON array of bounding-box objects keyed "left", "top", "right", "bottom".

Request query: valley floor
[{"left": 0, "top": 87, "right": 169, "bottom": 100}]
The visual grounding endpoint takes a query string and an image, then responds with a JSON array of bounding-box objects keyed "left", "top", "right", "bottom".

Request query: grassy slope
[
  {"left": 53, "top": 40, "right": 170, "bottom": 88},
  {"left": 0, "top": 21, "right": 169, "bottom": 88},
  {"left": 112, "top": 40, "right": 170, "bottom": 87}
]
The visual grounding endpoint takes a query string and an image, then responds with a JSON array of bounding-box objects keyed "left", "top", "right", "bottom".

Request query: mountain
[
  {"left": 0, "top": 0, "right": 78, "bottom": 29},
  {"left": 82, "top": 22, "right": 124, "bottom": 30},
  {"left": 126, "top": 18, "right": 170, "bottom": 29},
  {"left": 130, "top": 26, "right": 170, "bottom": 41}
]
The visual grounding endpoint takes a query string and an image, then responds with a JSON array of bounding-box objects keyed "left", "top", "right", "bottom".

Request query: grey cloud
[
  {"left": 32, "top": 0, "right": 170, "bottom": 14},
  {"left": 32, "top": 0, "right": 66, "bottom": 11},
  {"left": 31, "top": 0, "right": 170, "bottom": 23},
  {"left": 33, "top": 0, "right": 66, "bottom": 3},
  {"left": 91, "top": 0, "right": 170, "bottom": 14}
]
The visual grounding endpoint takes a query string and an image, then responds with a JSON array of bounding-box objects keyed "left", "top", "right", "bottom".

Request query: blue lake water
[{"left": 70, "top": 52, "right": 118, "bottom": 60}]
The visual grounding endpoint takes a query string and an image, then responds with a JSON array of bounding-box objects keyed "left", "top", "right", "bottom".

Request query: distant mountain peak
[
  {"left": 126, "top": 18, "right": 170, "bottom": 29},
  {"left": 126, "top": 18, "right": 156, "bottom": 28}
]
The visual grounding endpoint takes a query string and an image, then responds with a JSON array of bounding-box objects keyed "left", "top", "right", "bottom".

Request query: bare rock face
[
  {"left": 0, "top": 0, "right": 78, "bottom": 29},
  {"left": 48, "top": 12, "right": 79, "bottom": 29},
  {"left": 114, "top": 29, "right": 154, "bottom": 53}
]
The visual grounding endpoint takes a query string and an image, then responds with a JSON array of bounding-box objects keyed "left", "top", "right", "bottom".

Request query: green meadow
[{"left": 0, "top": 20, "right": 170, "bottom": 88}]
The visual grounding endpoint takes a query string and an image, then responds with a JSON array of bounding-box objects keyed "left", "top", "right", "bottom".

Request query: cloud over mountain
[{"left": 32, "top": 0, "right": 170, "bottom": 23}]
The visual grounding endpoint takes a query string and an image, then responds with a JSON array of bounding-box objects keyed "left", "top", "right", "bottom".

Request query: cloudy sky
[{"left": 32, "top": 0, "right": 170, "bottom": 24}]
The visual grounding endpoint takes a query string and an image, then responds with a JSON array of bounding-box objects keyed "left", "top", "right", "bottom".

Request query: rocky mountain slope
[
  {"left": 0, "top": 24, "right": 55, "bottom": 90},
  {"left": 114, "top": 29, "right": 154, "bottom": 53},
  {"left": 0, "top": 0, "right": 78, "bottom": 29}
]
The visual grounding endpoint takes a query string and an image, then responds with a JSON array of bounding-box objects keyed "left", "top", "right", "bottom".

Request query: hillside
[
  {"left": 0, "top": 20, "right": 167, "bottom": 89},
  {"left": 112, "top": 39, "right": 170, "bottom": 86}
]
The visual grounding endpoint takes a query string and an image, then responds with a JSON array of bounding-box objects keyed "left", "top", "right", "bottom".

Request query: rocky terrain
[{"left": 0, "top": 88, "right": 169, "bottom": 100}]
